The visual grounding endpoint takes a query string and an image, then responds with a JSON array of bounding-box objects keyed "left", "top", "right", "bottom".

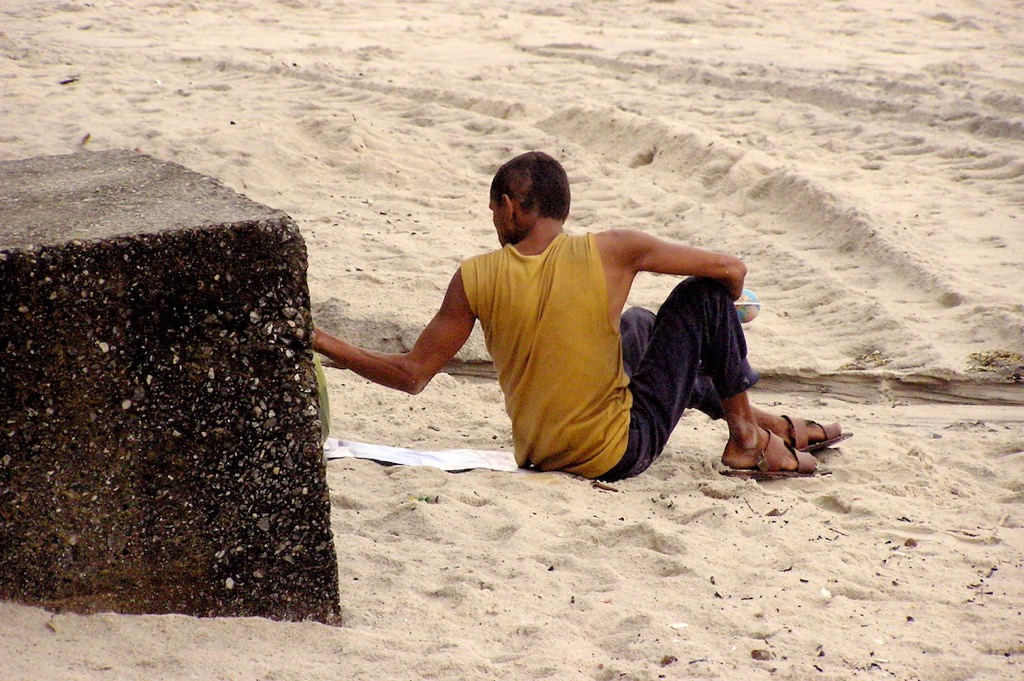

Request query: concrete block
[{"left": 0, "top": 150, "right": 340, "bottom": 623}]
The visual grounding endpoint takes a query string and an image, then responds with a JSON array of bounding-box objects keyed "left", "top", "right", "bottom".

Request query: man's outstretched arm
[{"left": 313, "top": 270, "right": 476, "bottom": 395}]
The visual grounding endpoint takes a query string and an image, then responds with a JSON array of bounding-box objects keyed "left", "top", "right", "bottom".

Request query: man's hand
[{"left": 313, "top": 270, "right": 476, "bottom": 394}]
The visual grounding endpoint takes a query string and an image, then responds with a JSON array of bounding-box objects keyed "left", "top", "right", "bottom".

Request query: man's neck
[{"left": 510, "top": 218, "right": 564, "bottom": 256}]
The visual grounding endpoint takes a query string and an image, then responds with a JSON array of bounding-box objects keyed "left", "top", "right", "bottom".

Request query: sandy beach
[{"left": 2, "top": 0, "right": 1023, "bottom": 678}]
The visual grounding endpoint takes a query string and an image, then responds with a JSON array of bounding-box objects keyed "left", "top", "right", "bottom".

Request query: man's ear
[{"left": 502, "top": 194, "right": 523, "bottom": 222}]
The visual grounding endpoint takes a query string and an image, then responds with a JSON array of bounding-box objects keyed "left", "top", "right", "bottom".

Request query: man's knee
[
  {"left": 620, "top": 306, "right": 655, "bottom": 368},
  {"left": 621, "top": 306, "right": 655, "bottom": 330},
  {"left": 664, "top": 277, "right": 731, "bottom": 309}
]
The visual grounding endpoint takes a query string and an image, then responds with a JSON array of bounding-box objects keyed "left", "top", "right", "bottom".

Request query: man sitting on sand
[{"left": 314, "top": 151, "right": 846, "bottom": 480}]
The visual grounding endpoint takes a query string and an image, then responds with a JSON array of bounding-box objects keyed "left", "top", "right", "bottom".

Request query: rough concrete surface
[{"left": 0, "top": 150, "right": 340, "bottom": 623}]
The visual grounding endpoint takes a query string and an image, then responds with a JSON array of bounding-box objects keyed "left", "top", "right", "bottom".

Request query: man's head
[{"left": 489, "top": 151, "right": 571, "bottom": 223}]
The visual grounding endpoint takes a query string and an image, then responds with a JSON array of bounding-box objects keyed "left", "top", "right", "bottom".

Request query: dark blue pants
[{"left": 599, "top": 277, "right": 759, "bottom": 481}]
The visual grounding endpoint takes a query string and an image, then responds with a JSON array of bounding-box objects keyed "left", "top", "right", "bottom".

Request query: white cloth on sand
[{"left": 323, "top": 438, "right": 525, "bottom": 473}]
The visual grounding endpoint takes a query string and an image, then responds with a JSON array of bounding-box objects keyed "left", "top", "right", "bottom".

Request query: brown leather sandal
[{"left": 783, "top": 415, "right": 852, "bottom": 453}]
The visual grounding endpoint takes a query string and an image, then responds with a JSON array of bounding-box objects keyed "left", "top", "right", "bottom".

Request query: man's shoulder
[
  {"left": 459, "top": 247, "right": 508, "bottom": 297},
  {"left": 461, "top": 246, "right": 507, "bottom": 268},
  {"left": 591, "top": 228, "right": 660, "bottom": 254},
  {"left": 591, "top": 228, "right": 645, "bottom": 242},
  {"left": 591, "top": 229, "right": 633, "bottom": 258}
]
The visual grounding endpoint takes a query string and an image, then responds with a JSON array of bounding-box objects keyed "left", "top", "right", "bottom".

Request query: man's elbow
[
  {"left": 397, "top": 366, "right": 433, "bottom": 395},
  {"left": 723, "top": 257, "right": 747, "bottom": 299},
  {"left": 403, "top": 378, "right": 427, "bottom": 395},
  {"left": 734, "top": 258, "right": 747, "bottom": 283}
]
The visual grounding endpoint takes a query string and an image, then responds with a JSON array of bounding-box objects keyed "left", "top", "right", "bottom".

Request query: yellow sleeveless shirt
[{"left": 460, "top": 233, "right": 632, "bottom": 477}]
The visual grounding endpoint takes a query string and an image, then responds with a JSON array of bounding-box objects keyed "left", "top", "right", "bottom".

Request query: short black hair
[{"left": 490, "top": 151, "right": 570, "bottom": 221}]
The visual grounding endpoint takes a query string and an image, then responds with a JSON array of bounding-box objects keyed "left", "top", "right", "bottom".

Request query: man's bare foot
[
  {"left": 721, "top": 427, "right": 802, "bottom": 471},
  {"left": 751, "top": 409, "right": 789, "bottom": 442}
]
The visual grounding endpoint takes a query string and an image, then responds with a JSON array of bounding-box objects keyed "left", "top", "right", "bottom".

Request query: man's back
[{"left": 460, "top": 233, "right": 631, "bottom": 477}]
